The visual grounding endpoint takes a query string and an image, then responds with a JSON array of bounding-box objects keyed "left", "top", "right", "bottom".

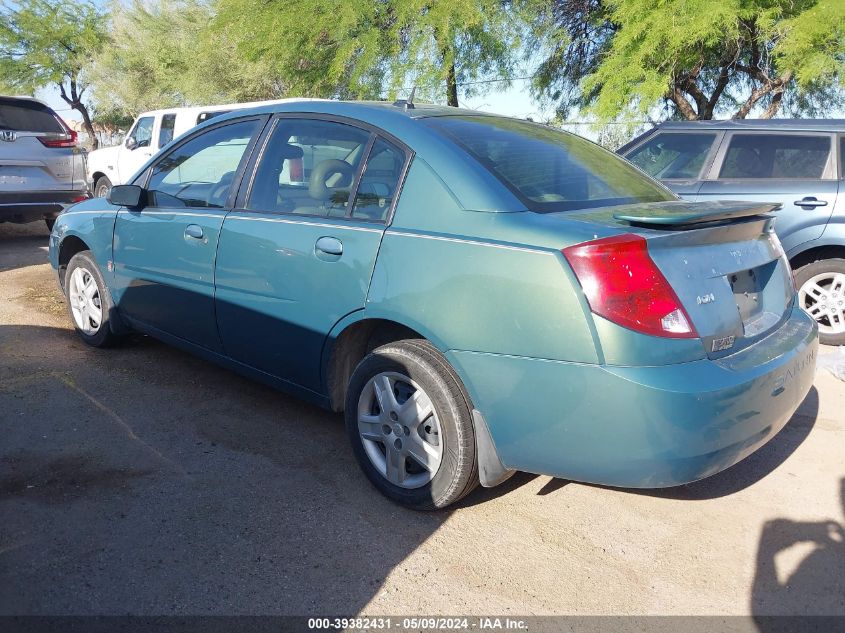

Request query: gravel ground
[{"left": 0, "top": 221, "right": 843, "bottom": 617}]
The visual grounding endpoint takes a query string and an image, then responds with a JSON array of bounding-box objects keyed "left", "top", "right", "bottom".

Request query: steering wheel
[{"left": 309, "top": 160, "right": 354, "bottom": 201}]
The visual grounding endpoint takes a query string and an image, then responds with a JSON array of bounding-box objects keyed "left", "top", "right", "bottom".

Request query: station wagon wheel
[
  {"left": 345, "top": 340, "right": 479, "bottom": 510},
  {"left": 794, "top": 258, "right": 845, "bottom": 346},
  {"left": 64, "top": 250, "right": 124, "bottom": 348}
]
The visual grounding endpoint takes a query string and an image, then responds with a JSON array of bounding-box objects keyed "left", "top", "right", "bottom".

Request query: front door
[
  {"left": 215, "top": 116, "right": 410, "bottom": 391},
  {"left": 697, "top": 132, "right": 838, "bottom": 254},
  {"left": 116, "top": 115, "right": 156, "bottom": 184},
  {"left": 111, "top": 117, "right": 263, "bottom": 351}
]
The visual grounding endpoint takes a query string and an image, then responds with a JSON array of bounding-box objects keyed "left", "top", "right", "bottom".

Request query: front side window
[
  {"left": 719, "top": 134, "right": 831, "bottom": 179},
  {"left": 158, "top": 113, "right": 176, "bottom": 148},
  {"left": 147, "top": 119, "right": 259, "bottom": 208},
  {"left": 127, "top": 116, "right": 155, "bottom": 149},
  {"left": 247, "top": 118, "right": 372, "bottom": 217},
  {"left": 424, "top": 116, "right": 674, "bottom": 213},
  {"left": 626, "top": 132, "right": 717, "bottom": 179}
]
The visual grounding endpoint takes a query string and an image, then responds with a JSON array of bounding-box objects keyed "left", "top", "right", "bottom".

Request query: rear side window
[
  {"left": 626, "top": 132, "right": 717, "bottom": 179},
  {"left": 719, "top": 134, "right": 831, "bottom": 179},
  {"left": 0, "top": 98, "right": 64, "bottom": 133},
  {"left": 424, "top": 116, "right": 674, "bottom": 213},
  {"left": 247, "top": 118, "right": 372, "bottom": 217},
  {"left": 158, "top": 113, "right": 176, "bottom": 148},
  {"left": 352, "top": 138, "right": 407, "bottom": 221}
]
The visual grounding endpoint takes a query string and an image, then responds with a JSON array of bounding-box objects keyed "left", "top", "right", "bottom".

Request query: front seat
[{"left": 297, "top": 159, "right": 355, "bottom": 216}]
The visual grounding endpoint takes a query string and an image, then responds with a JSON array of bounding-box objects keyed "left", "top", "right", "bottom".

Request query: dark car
[
  {"left": 0, "top": 96, "right": 88, "bottom": 230},
  {"left": 620, "top": 120, "right": 845, "bottom": 345}
]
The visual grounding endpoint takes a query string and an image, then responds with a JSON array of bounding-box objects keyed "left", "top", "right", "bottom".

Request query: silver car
[
  {"left": 620, "top": 119, "right": 845, "bottom": 345},
  {"left": 0, "top": 96, "right": 88, "bottom": 230}
]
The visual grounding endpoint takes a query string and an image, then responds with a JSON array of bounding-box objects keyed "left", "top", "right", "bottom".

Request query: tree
[
  {"left": 0, "top": 0, "right": 107, "bottom": 148},
  {"left": 528, "top": 0, "right": 845, "bottom": 121},
  {"left": 213, "top": 0, "right": 521, "bottom": 106},
  {"left": 90, "top": 0, "right": 288, "bottom": 117}
]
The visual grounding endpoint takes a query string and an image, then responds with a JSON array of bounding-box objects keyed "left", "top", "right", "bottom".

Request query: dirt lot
[{"left": 0, "top": 221, "right": 843, "bottom": 617}]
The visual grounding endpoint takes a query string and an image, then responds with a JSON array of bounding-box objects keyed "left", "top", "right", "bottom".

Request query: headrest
[{"left": 280, "top": 144, "right": 304, "bottom": 159}]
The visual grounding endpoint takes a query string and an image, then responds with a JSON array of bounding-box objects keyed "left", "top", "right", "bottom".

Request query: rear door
[
  {"left": 112, "top": 116, "right": 264, "bottom": 351},
  {"left": 215, "top": 115, "right": 411, "bottom": 391},
  {"left": 697, "top": 131, "right": 838, "bottom": 254},
  {"left": 0, "top": 97, "right": 77, "bottom": 194},
  {"left": 623, "top": 130, "right": 723, "bottom": 200}
]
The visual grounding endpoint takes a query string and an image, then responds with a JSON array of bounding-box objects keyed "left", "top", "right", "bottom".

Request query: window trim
[
  {"left": 705, "top": 130, "right": 838, "bottom": 182},
  {"left": 624, "top": 130, "right": 725, "bottom": 181},
  {"left": 235, "top": 112, "right": 414, "bottom": 226},
  {"left": 139, "top": 114, "right": 270, "bottom": 210}
]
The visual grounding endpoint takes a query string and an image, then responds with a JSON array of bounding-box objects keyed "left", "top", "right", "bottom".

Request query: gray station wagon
[{"left": 620, "top": 120, "right": 845, "bottom": 345}]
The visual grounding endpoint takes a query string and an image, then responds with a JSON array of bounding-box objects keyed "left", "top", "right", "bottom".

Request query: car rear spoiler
[{"left": 614, "top": 201, "right": 781, "bottom": 228}]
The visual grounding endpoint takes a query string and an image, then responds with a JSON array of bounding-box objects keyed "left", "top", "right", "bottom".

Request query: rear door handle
[
  {"left": 794, "top": 197, "right": 828, "bottom": 209},
  {"left": 185, "top": 224, "right": 204, "bottom": 240},
  {"left": 315, "top": 236, "right": 343, "bottom": 256}
]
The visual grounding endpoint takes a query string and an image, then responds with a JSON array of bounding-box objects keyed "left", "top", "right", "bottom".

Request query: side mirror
[
  {"left": 125, "top": 136, "right": 138, "bottom": 150},
  {"left": 108, "top": 184, "right": 145, "bottom": 209}
]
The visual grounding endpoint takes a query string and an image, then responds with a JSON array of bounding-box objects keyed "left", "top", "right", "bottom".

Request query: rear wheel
[
  {"left": 65, "top": 251, "right": 123, "bottom": 348},
  {"left": 345, "top": 340, "right": 479, "bottom": 510},
  {"left": 794, "top": 258, "right": 845, "bottom": 346},
  {"left": 94, "top": 176, "right": 112, "bottom": 198}
]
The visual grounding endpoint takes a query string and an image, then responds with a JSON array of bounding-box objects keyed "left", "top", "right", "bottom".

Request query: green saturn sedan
[{"left": 48, "top": 100, "right": 818, "bottom": 509}]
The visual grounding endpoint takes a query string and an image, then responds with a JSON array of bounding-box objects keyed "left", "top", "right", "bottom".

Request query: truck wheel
[
  {"left": 64, "top": 251, "right": 124, "bottom": 348},
  {"left": 345, "top": 339, "right": 479, "bottom": 510},
  {"left": 94, "top": 176, "right": 112, "bottom": 198},
  {"left": 794, "top": 258, "right": 845, "bottom": 346}
]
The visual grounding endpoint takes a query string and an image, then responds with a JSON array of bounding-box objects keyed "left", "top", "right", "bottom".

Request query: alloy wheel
[
  {"left": 68, "top": 266, "right": 103, "bottom": 335},
  {"left": 798, "top": 272, "right": 845, "bottom": 335}
]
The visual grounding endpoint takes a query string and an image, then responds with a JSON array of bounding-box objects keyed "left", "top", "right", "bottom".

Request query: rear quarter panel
[{"left": 366, "top": 158, "right": 599, "bottom": 364}]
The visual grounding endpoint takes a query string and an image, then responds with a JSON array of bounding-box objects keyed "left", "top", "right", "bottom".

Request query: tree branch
[{"left": 668, "top": 87, "right": 698, "bottom": 120}]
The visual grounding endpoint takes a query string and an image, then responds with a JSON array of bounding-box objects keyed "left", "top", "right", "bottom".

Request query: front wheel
[
  {"left": 65, "top": 250, "right": 123, "bottom": 347},
  {"left": 94, "top": 175, "right": 112, "bottom": 198},
  {"left": 794, "top": 258, "right": 845, "bottom": 346},
  {"left": 345, "top": 340, "right": 479, "bottom": 510}
]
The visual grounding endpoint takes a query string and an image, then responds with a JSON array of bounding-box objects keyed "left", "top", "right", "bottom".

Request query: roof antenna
[{"left": 393, "top": 85, "right": 416, "bottom": 110}]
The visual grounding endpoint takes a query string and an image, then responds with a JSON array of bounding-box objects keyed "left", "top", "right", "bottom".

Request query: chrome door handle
[
  {"left": 315, "top": 236, "right": 343, "bottom": 256},
  {"left": 184, "top": 224, "right": 204, "bottom": 239},
  {"left": 794, "top": 197, "right": 828, "bottom": 209}
]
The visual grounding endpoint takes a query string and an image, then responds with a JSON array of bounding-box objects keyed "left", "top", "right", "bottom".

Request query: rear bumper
[
  {"left": 447, "top": 305, "right": 818, "bottom": 488},
  {"left": 0, "top": 190, "right": 88, "bottom": 223}
]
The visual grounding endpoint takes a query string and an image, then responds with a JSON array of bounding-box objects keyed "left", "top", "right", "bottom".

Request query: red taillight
[
  {"left": 562, "top": 234, "right": 698, "bottom": 339},
  {"left": 38, "top": 129, "right": 77, "bottom": 148}
]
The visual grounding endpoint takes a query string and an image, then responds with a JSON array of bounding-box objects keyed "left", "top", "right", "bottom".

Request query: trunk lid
[{"left": 566, "top": 200, "right": 794, "bottom": 357}]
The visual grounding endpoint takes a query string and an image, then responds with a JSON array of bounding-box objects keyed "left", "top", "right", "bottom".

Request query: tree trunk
[
  {"left": 74, "top": 103, "right": 99, "bottom": 150},
  {"left": 445, "top": 62, "right": 459, "bottom": 107}
]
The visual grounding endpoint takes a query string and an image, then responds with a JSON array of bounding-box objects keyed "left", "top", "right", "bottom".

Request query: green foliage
[
  {"left": 0, "top": 0, "right": 106, "bottom": 94},
  {"left": 530, "top": 0, "right": 845, "bottom": 121},
  {"left": 91, "top": 0, "right": 288, "bottom": 116},
  {"left": 212, "top": 0, "right": 521, "bottom": 105}
]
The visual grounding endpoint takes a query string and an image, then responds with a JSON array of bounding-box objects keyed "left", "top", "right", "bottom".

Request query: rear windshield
[
  {"left": 423, "top": 116, "right": 675, "bottom": 213},
  {"left": 0, "top": 98, "right": 64, "bottom": 133}
]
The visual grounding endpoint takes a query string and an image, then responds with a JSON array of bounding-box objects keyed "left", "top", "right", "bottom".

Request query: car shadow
[
  {"left": 751, "top": 478, "right": 845, "bottom": 626},
  {"left": 0, "top": 323, "right": 525, "bottom": 616},
  {"left": 531, "top": 386, "right": 820, "bottom": 502},
  {"left": 0, "top": 223, "right": 51, "bottom": 273}
]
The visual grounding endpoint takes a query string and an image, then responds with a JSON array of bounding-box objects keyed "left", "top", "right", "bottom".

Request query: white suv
[{"left": 87, "top": 99, "right": 313, "bottom": 197}]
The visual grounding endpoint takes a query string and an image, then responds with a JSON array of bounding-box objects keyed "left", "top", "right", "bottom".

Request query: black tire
[
  {"left": 94, "top": 175, "right": 112, "bottom": 198},
  {"left": 794, "top": 258, "right": 845, "bottom": 346},
  {"left": 64, "top": 250, "right": 124, "bottom": 348},
  {"left": 345, "top": 339, "right": 479, "bottom": 510},
  {"left": 44, "top": 218, "right": 56, "bottom": 232}
]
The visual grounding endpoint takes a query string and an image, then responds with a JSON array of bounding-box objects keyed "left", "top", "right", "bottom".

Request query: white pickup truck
[{"left": 86, "top": 99, "right": 311, "bottom": 197}]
